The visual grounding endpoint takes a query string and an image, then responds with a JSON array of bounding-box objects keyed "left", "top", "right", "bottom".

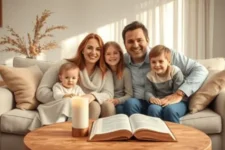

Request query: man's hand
[
  {"left": 107, "top": 99, "right": 119, "bottom": 106},
  {"left": 161, "top": 90, "right": 185, "bottom": 107},
  {"left": 149, "top": 97, "right": 162, "bottom": 105}
]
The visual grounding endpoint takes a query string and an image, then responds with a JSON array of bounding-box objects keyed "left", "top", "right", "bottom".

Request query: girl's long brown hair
[
  {"left": 103, "top": 41, "right": 125, "bottom": 79},
  {"left": 67, "top": 33, "right": 107, "bottom": 77}
]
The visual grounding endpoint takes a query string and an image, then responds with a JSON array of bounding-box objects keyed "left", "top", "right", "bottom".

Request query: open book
[{"left": 88, "top": 114, "right": 176, "bottom": 142}]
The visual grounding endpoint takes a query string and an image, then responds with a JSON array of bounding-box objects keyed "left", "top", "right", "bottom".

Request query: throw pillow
[
  {"left": 0, "top": 80, "right": 6, "bottom": 87},
  {"left": 0, "top": 65, "right": 43, "bottom": 110},
  {"left": 189, "top": 70, "right": 225, "bottom": 113}
]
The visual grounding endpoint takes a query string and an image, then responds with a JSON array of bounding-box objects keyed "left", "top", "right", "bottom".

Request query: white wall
[
  {"left": 0, "top": 0, "right": 224, "bottom": 65},
  {"left": 0, "top": 0, "right": 151, "bottom": 65},
  {"left": 213, "top": 0, "right": 225, "bottom": 57}
]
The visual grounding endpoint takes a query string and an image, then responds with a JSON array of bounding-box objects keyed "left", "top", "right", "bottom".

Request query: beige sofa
[{"left": 0, "top": 57, "right": 224, "bottom": 150}]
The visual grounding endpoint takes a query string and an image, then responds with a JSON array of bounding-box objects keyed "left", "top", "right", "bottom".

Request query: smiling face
[
  {"left": 104, "top": 45, "right": 121, "bottom": 68},
  {"left": 150, "top": 53, "right": 170, "bottom": 76},
  {"left": 59, "top": 68, "right": 79, "bottom": 88},
  {"left": 83, "top": 38, "right": 101, "bottom": 65},
  {"left": 124, "top": 28, "right": 149, "bottom": 63}
]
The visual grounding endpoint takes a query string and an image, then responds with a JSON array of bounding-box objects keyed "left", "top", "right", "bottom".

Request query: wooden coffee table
[{"left": 24, "top": 121, "right": 211, "bottom": 150}]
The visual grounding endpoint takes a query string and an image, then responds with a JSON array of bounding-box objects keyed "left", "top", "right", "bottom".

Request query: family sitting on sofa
[
  {"left": 1, "top": 21, "right": 225, "bottom": 150},
  {"left": 27, "top": 21, "right": 209, "bottom": 131}
]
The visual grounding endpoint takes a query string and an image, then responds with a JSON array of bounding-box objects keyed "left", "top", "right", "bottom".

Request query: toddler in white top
[{"left": 53, "top": 62, "right": 84, "bottom": 100}]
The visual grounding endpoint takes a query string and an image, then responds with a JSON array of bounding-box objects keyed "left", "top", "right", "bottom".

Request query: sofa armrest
[
  {"left": 0, "top": 87, "right": 14, "bottom": 115},
  {"left": 213, "top": 89, "right": 225, "bottom": 118},
  {"left": 212, "top": 89, "right": 225, "bottom": 139}
]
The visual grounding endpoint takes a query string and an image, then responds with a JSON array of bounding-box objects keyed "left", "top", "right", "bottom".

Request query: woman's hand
[
  {"left": 107, "top": 99, "right": 119, "bottom": 106},
  {"left": 149, "top": 97, "right": 161, "bottom": 105},
  {"left": 82, "top": 94, "right": 96, "bottom": 103}
]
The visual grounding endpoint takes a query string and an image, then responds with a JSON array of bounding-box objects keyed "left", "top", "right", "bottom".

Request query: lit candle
[{"left": 72, "top": 96, "right": 89, "bottom": 137}]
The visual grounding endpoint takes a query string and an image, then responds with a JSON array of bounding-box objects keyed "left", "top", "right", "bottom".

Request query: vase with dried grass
[{"left": 0, "top": 10, "right": 67, "bottom": 59}]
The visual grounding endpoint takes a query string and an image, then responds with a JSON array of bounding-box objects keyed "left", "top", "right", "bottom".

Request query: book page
[
  {"left": 129, "top": 114, "right": 171, "bottom": 134},
  {"left": 89, "top": 114, "right": 132, "bottom": 140}
]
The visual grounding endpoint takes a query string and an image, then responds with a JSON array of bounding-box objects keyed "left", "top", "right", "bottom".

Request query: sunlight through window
[
  {"left": 59, "top": 0, "right": 212, "bottom": 60},
  {"left": 134, "top": 0, "right": 186, "bottom": 53},
  {"left": 60, "top": 33, "right": 88, "bottom": 59},
  {"left": 96, "top": 19, "right": 127, "bottom": 52}
]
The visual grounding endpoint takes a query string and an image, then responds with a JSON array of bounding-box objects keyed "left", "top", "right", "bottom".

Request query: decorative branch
[{"left": 0, "top": 9, "right": 67, "bottom": 58}]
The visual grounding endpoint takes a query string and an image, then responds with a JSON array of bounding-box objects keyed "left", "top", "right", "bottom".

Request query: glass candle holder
[{"left": 71, "top": 96, "right": 89, "bottom": 137}]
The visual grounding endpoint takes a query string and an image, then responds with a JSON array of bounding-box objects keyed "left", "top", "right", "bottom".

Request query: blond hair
[{"left": 59, "top": 62, "right": 80, "bottom": 75}]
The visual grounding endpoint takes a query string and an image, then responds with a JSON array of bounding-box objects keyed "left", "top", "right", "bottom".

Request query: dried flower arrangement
[{"left": 0, "top": 10, "right": 67, "bottom": 58}]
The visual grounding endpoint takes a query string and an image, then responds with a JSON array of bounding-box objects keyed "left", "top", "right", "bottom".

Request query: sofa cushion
[
  {"left": 189, "top": 70, "right": 225, "bottom": 113},
  {"left": 197, "top": 57, "right": 225, "bottom": 70},
  {"left": 188, "top": 58, "right": 225, "bottom": 113},
  {"left": 0, "top": 109, "right": 38, "bottom": 135},
  {"left": 0, "top": 87, "right": 14, "bottom": 115},
  {"left": 180, "top": 108, "right": 222, "bottom": 134},
  {"left": 0, "top": 65, "right": 43, "bottom": 110},
  {"left": 13, "top": 57, "right": 54, "bottom": 73}
]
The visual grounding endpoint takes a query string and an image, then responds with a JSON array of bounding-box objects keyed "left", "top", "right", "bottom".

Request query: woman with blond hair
[{"left": 29, "top": 33, "right": 114, "bottom": 130}]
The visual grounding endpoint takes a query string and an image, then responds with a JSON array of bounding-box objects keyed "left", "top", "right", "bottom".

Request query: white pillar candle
[{"left": 72, "top": 96, "right": 89, "bottom": 129}]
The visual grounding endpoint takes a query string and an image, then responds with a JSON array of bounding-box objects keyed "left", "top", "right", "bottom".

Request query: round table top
[{"left": 24, "top": 121, "right": 211, "bottom": 150}]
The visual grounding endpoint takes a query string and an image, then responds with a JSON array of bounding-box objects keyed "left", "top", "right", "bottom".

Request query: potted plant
[{"left": 0, "top": 10, "right": 67, "bottom": 58}]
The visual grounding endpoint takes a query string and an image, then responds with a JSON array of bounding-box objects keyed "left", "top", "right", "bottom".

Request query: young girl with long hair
[{"left": 104, "top": 41, "right": 133, "bottom": 113}]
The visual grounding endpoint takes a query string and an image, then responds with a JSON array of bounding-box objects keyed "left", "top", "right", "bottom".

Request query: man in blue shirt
[{"left": 120, "top": 21, "right": 208, "bottom": 123}]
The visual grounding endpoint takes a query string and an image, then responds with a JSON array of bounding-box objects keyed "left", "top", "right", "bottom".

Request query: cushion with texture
[
  {"left": 189, "top": 70, "right": 225, "bottom": 113},
  {"left": 180, "top": 108, "right": 222, "bottom": 134},
  {"left": 1, "top": 109, "right": 38, "bottom": 134},
  {"left": 197, "top": 57, "right": 225, "bottom": 70},
  {"left": 0, "top": 80, "right": 6, "bottom": 86},
  {"left": 0, "top": 65, "right": 43, "bottom": 110}
]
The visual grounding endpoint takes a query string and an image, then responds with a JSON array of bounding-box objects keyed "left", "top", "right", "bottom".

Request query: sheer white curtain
[{"left": 136, "top": 0, "right": 214, "bottom": 59}]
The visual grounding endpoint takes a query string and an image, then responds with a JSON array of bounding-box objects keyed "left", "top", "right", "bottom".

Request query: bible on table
[{"left": 88, "top": 114, "right": 177, "bottom": 142}]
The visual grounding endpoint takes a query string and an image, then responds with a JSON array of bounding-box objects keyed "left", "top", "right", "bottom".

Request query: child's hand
[
  {"left": 108, "top": 99, "right": 119, "bottom": 106},
  {"left": 81, "top": 94, "right": 95, "bottom": 103},
  {"left": 63, "top": 94, "right": 76, "bottom": 98},
  {"left": 149, "top": 97, "right": 161, "bottom": 105},
  {"left": 161, "top": 94, "right": 182, "bottom": 107},
  {"left": 63, "top": 94, "right": 70, "bottom": 98}
]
